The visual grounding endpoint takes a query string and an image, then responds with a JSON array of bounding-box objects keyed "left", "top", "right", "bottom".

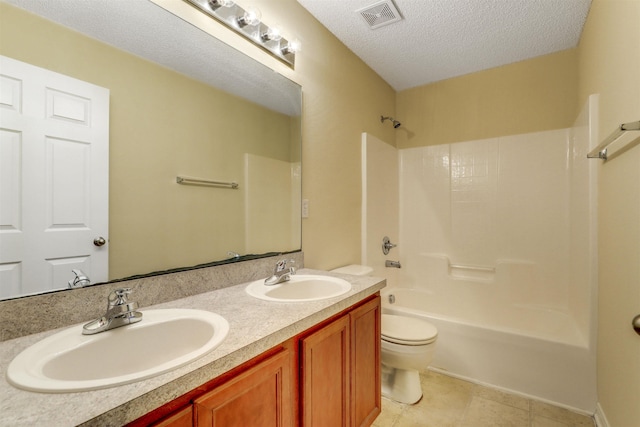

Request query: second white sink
[
  {"left": 245, "top": 274, "right": 352, "bottom": 302},
  {"left": 7, "top": 308, "right": 229, "bottom": 393}
]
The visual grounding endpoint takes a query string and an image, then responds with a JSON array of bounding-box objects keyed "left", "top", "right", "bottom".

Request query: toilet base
[{"left": 381, "top": 364, "right": 423, "bottom": 404}]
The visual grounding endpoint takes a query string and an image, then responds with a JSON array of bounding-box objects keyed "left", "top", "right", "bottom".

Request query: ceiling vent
[{"left": 356, "top": 0, "right": 403, "bottom": 30}]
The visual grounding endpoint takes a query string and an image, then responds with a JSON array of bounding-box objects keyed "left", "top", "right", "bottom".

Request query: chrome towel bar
[
  {"left": 587, "top": 120, "right": 640, "bottom": 160},
  {"left": 176, "top": 176, "right": 239, "bottom": 189}
]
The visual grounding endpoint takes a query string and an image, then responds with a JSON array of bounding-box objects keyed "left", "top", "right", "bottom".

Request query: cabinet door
[
  {"left": 350, "top": 296, "right": 381, "bottom": 427},
  {"left": 300, "top": 315, "right": 351, "bottom": 427},
  {"left": 151, "top": 406, "right": 193, "bottom": 427},
  {"left": 193, "top": 349, "right": 293, "bottom": 427}
]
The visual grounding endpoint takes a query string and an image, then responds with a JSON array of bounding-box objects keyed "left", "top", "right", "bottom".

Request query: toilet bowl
[
  {"left": 381, "top": 314, "right": 438, "bottom": 404},
  {"left": 330, "top": 265, "right": 438, "bottom": 405}
]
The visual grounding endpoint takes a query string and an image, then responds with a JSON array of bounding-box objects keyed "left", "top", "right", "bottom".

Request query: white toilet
[
  {"left": 381, "top": 313, "right": 437, "bottom": 404},
  {"left": 330, "top": 265, "right": 438, "bottom": 404}
]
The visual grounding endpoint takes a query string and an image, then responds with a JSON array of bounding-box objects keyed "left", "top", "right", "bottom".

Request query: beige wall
[
  {"left": 0, "top": 3, "right": 298, "bottom": 279},
  {"left": 578, "top": 1, "right": 640, "bottom": 426},
  {"left": 226, "top": 0, "right": 398, "bottom": 270},
  {"left": 396, "top": 49, "right": 579, "bottom": 148}
]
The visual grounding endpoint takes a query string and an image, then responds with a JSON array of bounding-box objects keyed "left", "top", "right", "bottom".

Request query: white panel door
[{"left": 0, "top": 55, "right": 109, "bottom": 299}]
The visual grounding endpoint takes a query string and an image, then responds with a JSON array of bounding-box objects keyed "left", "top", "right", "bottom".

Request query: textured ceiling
[{"left": 296, "top": 0, "right": 592, "bottom": 91}]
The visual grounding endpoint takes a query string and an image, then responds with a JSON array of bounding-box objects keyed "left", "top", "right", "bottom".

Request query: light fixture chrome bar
[
  {"left": 176, "top": 176, "right": 239, "bottom": 189},
  {"left": 587, "top": 120, "right": 640, "bottom": 160},
  {"left": 183, "top": 0, "right": 297, "bottom": 68}
]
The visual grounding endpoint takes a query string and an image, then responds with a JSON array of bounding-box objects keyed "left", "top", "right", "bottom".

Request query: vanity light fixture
[
  {"left": 184, "top": 0, "right": 300, "bottom": 68},
  {"left": 236, "top": 7, "right": 261, "bottom": 28}
]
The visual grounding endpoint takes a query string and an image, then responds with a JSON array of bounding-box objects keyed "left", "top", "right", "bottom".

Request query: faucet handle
[
  {"left": 68, "top": 269, "right": 91, "bottom": 289},
  {"left": 275, "top": 259, "right": 295, "bottom": 272},
  {"left": 108, "top": 288, "right": 132, "bottom": 306}
]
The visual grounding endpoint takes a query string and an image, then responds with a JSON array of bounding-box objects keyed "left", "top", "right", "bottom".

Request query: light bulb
[
  {"left": 281, "top": 38, "right": 301, "bottom": 55},
  {"left": 237, "top": 7, "right": 261, "bottom": 27},
  {"left": 261, "top": 25, "right": 282, "bottom": 42},
  {"left": 208, "top": 0, "right": 234, "bottom": 10}
]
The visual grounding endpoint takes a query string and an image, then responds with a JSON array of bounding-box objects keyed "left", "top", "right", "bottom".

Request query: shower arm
[{"left": 381, "top": 115, "right": 401, "bottom": 128}]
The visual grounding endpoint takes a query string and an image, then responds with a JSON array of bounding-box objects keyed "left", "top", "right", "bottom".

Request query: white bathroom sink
[
  {"left": 7, "top": 308, "right": 229, "bottom": 393},
  {"left": 245, "top": 274, "right": 352, "bottom": 302}
]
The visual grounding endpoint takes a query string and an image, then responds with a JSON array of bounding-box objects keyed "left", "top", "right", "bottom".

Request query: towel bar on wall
[
  {"left": 587, "top": 120, "right": 640, "bottom": 160},
  {"left": 176, "top": 176, "right": 239, "bottom": 189}
]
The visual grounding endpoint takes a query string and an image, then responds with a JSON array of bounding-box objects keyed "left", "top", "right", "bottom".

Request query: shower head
[{"left": 381, "top": 115, "right": 401, "bottom": 129}]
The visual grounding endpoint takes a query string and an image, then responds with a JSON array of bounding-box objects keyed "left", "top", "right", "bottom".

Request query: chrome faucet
[
  {"left": 68, "top": 269, "right": 91, "bottom": 288},
  {"left": 264, "top": 259, "right": 296, "bottom": 286},
  {"left": 82, "top": 288, "right": 143, "bottom": 335}
]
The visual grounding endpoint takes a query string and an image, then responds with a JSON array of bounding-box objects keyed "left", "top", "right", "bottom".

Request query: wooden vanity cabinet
[
  {"left": 301, "top": 314, "right": 351, "bottom": 426},
  {"left": 192, "top": 348, "right": 294, "bottom": 426},
  {"left": 300, "top": 295, "right": 381, "bottom": 427},
  {"left": 350, "top": 296, "right": 382, "bottom": 427},
  {"left": 135, "top": 294, "right": 380, "bottom": 427},
  {"left": 144, "top": 344, "right": 295, "bottom": 427}
]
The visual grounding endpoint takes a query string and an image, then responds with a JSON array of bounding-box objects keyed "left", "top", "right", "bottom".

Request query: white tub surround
[
  {"left": 361, "top": 97, "right": 599, "bottom": 414},
  {"left": 399, "top": 127, "right": 595, "bottom": 349},
  {"left": 399, "top": 255, "right": 587, "bottom": 347}
]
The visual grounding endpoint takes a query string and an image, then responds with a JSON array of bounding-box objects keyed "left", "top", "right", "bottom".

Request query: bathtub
[{"left": 381, "top": 287, "right": 596, "bottom": 412}]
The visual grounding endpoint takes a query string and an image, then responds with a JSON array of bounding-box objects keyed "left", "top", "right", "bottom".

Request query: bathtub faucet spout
[{"left": 385, "top": 260, "right": 401, "bottom": 268}]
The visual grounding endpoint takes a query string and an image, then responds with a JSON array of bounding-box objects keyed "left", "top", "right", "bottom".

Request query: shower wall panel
[{"left": 399, "top": 127, "right": 589, "bottom": 328}]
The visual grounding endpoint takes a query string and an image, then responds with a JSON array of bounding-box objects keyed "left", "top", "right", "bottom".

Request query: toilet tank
[{"left": 330, "top": 264, "right": 373, "bottom": 276}]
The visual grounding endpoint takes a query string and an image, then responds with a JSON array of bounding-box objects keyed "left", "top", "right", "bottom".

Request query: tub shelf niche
[
  {"left": 417, "top": 253, "right": 538, "bottom": 288},
  {"left": 448, "top": 262, "right": 495, "bottom": 282}
]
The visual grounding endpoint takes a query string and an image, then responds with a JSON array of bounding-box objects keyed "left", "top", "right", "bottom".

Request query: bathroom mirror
[{"left": 0, "top": 0, "right": 302, "bottom": 300}]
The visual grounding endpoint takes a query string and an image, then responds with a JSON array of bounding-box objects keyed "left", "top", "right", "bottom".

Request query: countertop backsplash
[{"left": 0, "top": 252, "right": 304, "bottom": 341}]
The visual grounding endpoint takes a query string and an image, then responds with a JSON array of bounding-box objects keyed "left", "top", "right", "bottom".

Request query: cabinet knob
[{"left": 93, "top": 237, "right": 106, "bottom": 247}]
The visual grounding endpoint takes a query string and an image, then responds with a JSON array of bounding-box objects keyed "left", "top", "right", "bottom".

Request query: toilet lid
[{"left": 381, "top": 314, "right": 438, "bottom": 345}]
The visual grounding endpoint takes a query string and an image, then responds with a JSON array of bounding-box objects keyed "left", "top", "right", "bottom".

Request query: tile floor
[{"left": 373, "top": 370, "right": 595, "bottom": 427}]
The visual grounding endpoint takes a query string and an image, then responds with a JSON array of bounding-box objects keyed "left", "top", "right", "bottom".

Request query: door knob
[
  {"left": 93, "top": 237, "right": 106, "bottom": 247},
  {"left": 633, "top": 314, "right": 640, "bottom": 336}
]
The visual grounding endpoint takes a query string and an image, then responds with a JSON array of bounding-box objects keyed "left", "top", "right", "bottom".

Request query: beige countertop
[{"left": 0, "top": 269, "right": 385, "bottom": 427}]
